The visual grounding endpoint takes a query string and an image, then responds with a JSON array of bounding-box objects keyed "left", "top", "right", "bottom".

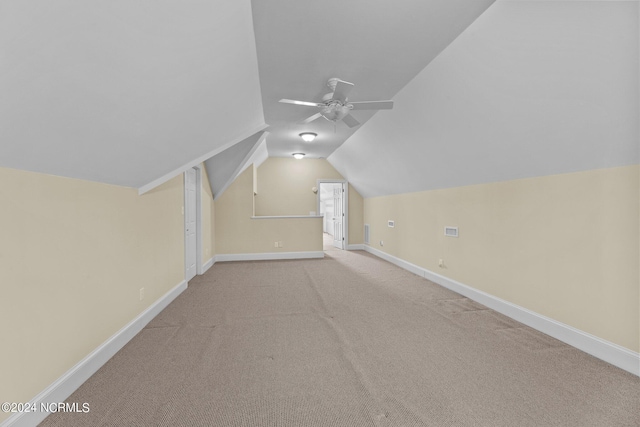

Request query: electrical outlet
[
  {"left": 139, "top": 288, "right": 145, "bottom": 301},
  {"left": 380, "top": 240, "right": 384, "bottom": 246},
  {"left": 438, "top": 259, "right": 444, "bottom": 268},
  {"left": 279, "top": 241, "right": 283, "bottom": 248},
  {"left": 274, "top": 241, "right": 278, "bottom": 248}
]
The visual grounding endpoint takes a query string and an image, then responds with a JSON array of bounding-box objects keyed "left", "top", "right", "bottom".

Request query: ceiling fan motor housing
[
  {"left": 279, "top": 77, "right": 392, "bottom": 126},
  {"left": 321, "top": 102, "right": 351, "bottom": 121}
]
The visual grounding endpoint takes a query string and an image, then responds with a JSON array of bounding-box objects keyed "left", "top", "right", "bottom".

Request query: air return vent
[
  {"left": 444, "top": 226, "right": 458, "bottom": 237},
  {"left": 364, "top": 224, "right": 370, "bottom": 244}
]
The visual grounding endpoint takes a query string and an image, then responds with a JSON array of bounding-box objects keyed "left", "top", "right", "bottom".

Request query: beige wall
[
  {"left": 253, "top": 157, "right": 364, "bottom": 245},
  {"left": 215, "top": 166, "right": 323, "bottom": 254},
  {"left": 255, "top": 157, "right": 344, "bottom": 216},
  {"left": 0, "top": 167, "right": 185, "bottom": 422},
  {"left": 348, "top": 184, "right": 364, "bottom": 245},
  {"left": 364, "top": 165, "right": 639, "bottom": 352}
]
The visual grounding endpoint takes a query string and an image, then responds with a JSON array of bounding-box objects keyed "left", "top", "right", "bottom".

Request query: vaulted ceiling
[
  {"left": 1, "top": 0, "right": 265, "bottom": 191},
  {"left": 1, "top": 1, "right": 637, "bottom": 199},
  {"left": 251, "top": 0, "right": 495, "bottom": 159},
  {"left": 329, "top": 0, "right": 639, "bottom": 197}
]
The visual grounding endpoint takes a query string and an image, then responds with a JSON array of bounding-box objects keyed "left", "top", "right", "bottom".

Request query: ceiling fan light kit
[
  {"left": 279, "top": 78, "right": 394, "bottom": 128},
  {"left": 292, "top": 153, "right": 305, "bottom": 160},
  {"left": 299, "top": 132, "right": 317, "bottom": 142}
]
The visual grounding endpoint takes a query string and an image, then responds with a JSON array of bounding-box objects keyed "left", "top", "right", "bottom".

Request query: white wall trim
[
  {"left": 364, "top": 245, "right": 426, "bottom": 278},
  {"left": 1, "top": 280, "right": 188, "bottom": 427},
  {"left": 215, "top": 251, "right": 324, "bottom": 262},
  {"left": 347, "top": 244, "right": 365, "bottom": 250},
  {"left": 202, "top": 257, "right": 215, "bottom": 273},
  {"left": 137, "top": 123, "right": 268, "bottom": 195},
  {"left": 363, "top": 245, "right": 640, "bottom": 377}
]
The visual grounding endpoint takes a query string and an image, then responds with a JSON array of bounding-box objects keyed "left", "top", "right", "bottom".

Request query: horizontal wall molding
[
  {"left": 215, "top": 251, "right": 324, "bottom": 262},
  {"left": 347, "top": 244, "right": 365, "bottom": 251},
  {"left": 1, "top": 280, "right": 188, "bottom": 427},
  {"left": 363, "top": 245, "right": 640, "bottom": 377}
]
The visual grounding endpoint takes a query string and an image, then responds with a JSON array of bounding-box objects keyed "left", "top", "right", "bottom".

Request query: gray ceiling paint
[
  {"left": 3, "top": 1, "right": 636, "bottom": 200},
  {"left": 244, "top": 139, "right": 269, "bottom": 172},
  {"left": 205, "top": 131, "right": 265, "bottom": 199},
  {"left": 329, "top": 0, "right": 639, "bottom": 198},
  {"left": 252, "top": 0, "right": 496, "bottom": 159},
  {"left": 0, "top": 0, "right": 264, "bottom": 189}
]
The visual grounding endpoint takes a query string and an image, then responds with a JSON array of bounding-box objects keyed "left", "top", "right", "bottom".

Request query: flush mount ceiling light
[
  {"left": 292, "top": 153, "right": 305, "bottom": 160},
  {"left": 299, "top": 132, "right": 317, "bottom": 142}
]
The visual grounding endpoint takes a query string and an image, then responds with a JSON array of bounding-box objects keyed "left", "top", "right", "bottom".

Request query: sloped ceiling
[
  {"left": 252, "top": 0, "right": 496, "bottom": 160},
  {"left": 204, "top": 131, "right": 266, "bottom": 199},
  {"left": 329, "top": 0, "right": 639, "bottom": 198},
  {"left": 0, "top": 0, "right": 265, "bottom": 190},
  {"left": 5, "top": 1, "right": 634, "bottom": 200}
]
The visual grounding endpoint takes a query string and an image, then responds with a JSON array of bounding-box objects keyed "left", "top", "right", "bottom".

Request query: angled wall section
[
  {"left": 329, "top": 1, "right": 638, "bottom": 197},
  {"left": 1, "top": 0, "right": 266, "bottom": 191},
  {"left": 204, "top": 131, "right": 266, "bottom": 199}
]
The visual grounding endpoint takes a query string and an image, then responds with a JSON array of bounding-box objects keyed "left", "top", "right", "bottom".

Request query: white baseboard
[
  {"left": 364, "top": 246, "right": 640, "bottom": 377},
  {"left": 364, "top": 245, "right": 425, "bottom": 277},
  {"left": 202, "top": 257, "right": 215, "bottom": 273},
  {"left": 1, "top": 280, "right": 188, "bottom": 427},
  {"left": 347, "top": 244, "right": 365, "bottom": 251},
  {"left": 215, "top": 251, "right": 324, "bottom": 262}
]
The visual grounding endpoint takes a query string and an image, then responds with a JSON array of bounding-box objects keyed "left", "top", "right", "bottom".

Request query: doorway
[{"left": 317, "top": 180, "right": 348, "bottom": 250}]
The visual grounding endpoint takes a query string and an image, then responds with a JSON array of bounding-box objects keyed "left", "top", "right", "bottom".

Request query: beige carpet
[{"left": 41, "top": 248, "right": 639, "bottom": 426}]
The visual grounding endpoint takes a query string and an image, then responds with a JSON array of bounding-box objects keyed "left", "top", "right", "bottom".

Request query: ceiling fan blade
[
  {"left": 331, "top": 80, "right": 354, "bottom": 102},
  {"left": 349, "top": 100, "right": 394, "bottom": 110},
  {"left": 279, "top": 99, "right": 322, "bottom": 107},
  {"left": 342, "top": 114, "right": 360, "bottom": 128},
  {"left": 300, "top": 113, "right": 323, "bottom": 124}
]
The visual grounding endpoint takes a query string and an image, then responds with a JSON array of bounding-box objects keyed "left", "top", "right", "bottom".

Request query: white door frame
[
  {"left": 317, "top": 179, "right": 349, "bottom": 250},
  {"left": 184, "top": 166, "right": 204, "bottom": 280}
]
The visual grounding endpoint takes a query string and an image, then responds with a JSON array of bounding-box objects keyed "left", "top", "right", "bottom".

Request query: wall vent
[
  {"left": 444, "top": 226, "right": 458, "bottom": 237},
  {"left": 364, "top": 224, "right": 370, "bottom": 244}
]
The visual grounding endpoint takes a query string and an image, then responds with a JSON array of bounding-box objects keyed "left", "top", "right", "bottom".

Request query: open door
[{"left": 332, "top": 184, "right": 344, "bottom": 249}]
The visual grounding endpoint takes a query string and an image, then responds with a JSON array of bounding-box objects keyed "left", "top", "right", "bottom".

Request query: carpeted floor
[{"left": 40, "top": 244, "right": 640, "bottom": 426}]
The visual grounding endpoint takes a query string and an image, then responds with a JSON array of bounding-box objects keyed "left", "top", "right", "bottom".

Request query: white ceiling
[
  {"left": 0, "top": 0, "right": 265, "bottom": 189},
  {"left": 3, "top": 1, "right": 635, "bottom": 199},
  {"left": 329, "top": 0, "right": 639, "bottom": 198},
  {"left": 251, "top": 0, "right": 496, "bottom": 159}
]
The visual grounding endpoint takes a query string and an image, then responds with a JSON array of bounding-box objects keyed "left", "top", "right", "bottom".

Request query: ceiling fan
[{"left": 279, "top": 78, "right": 394, "bottom": 128}]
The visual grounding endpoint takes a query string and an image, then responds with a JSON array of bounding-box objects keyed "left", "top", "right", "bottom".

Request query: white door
[
  {"left": 185, "top": 168, "right": 197, "bottom": 281},
  {"left": 332, "top": 185, "right": 344, "bottom": 249}
]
